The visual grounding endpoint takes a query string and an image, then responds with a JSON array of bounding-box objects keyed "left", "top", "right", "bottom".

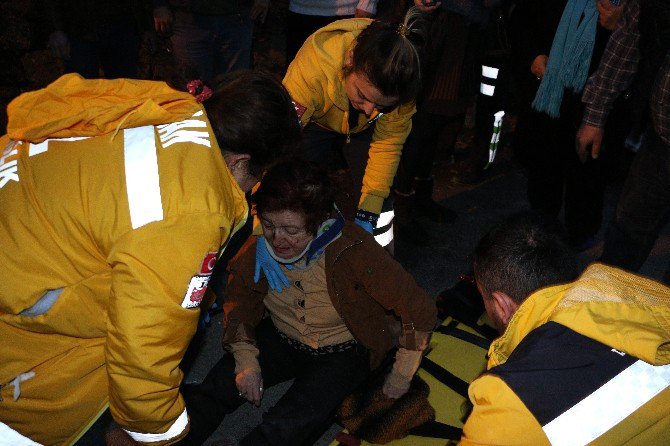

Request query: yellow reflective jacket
[
  {"left": 460, "top": 264, "right": 670, "bottom": 445},
  {"left": 283, "top": 18, "right": 416, "bottom": 215},
  {"left": 0, "top": 74, "right": 248, "bottom": 445}
]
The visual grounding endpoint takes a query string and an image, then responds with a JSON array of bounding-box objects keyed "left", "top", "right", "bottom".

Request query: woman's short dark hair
[
  {"left": 252, "top": 159, "right": 334, "bottom": 236},
  {"left": 203, "top": 71, "right": 302, "bottom": 177},
  {"left": 347, "top": 7, "right": 425, "bottom": 104},
  {"left": 474, "top": 212, "right": 579, "bottom": 304}
]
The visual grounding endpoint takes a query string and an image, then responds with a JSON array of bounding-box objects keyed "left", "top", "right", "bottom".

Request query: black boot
[{"left": 413, "top": 177, "right": 457, "bottom": 224}]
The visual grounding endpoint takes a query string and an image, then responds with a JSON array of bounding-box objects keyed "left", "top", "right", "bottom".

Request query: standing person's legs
[
  {"left": 179, "top": 318, "right": 301, "bottom": 445},
  {"left": 300, "top": 124, "right": 343, "bottom": 169},
  {"left": 240, "top": 345, "right": 370, "bottom": 446},
  {"left": 212, "top": 10, "right": 254, "bottom": 75},
  {"left": 601, "top": 130, "right": 670, "bottom": 271},
  {"left": 171, "top": 12, "right": 216, "bottom": 83}
]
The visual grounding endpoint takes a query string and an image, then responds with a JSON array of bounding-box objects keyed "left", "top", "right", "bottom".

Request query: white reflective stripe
[
  {"left": 376, "top": 209, "right": 395, "bottom": 228},
  {"left": 374, "top": 224, "right": 394, "bottom": 247},
  {"left": 482, "top": 65, "right": 499, "bottom": 79},
  {"left": 27, "top": 137, "right": 89, "bottom": 157},
  {"left": 124, "top": 126, "right": 164, "bottom": 229},
  {"left": 28, "top": 141, "right": 48, "bottom": 156},
  {"left": 160, "top": 132, "right": 211, "bottom": 149},
  {"left": 157, "top": 119, "right": 207, "bottom": 136},
  {"left": 543, "top": 360, "right": 670, "bottom": 446},
  {"left": 193, "top": 110, "right": 204, "bottom": 117},
  {"left": 480, "top": 83, "right": 495, "bottom": 96},
  {"left": 124, "top": 408, "right": 188, "bottom": 443},
  {"left": 0, "top": 422, "right": 43, "bottom": 446}
]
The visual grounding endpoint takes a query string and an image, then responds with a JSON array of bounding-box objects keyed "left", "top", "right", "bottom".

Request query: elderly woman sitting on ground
[{"left": 180, "top": 159, "right": 437, "bottom": 446}]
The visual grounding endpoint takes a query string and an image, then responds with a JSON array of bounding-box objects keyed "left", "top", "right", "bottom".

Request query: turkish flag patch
[
  {"left": 200, "top": 252, "right": 217, "bottom": 275},
  {"left": 181, "top": 275, "right": 211, "bottom": 309}
]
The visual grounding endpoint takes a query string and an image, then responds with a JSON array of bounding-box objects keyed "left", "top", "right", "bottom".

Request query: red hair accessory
[{"left": 186, "top": 80, "right": 213, "bottom": 103}]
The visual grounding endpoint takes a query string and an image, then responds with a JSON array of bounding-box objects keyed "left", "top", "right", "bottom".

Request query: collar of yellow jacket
[
  {"left": 7, "top": 73, "right": 200, "bottom": 142},
  {"left": 487, "top": 263, "right": 670, "bottom": 369}
]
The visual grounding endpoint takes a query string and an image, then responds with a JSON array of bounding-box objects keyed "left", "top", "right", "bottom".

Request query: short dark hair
[
  {"left": 252, "top": 159, "right": 334, "bottom": 236},
  {"left": 204, "top": 71, "right": 302, "bottom": 177},
  {"left": 474, "top": 212, "right": 579, "bottom": 304},
  {"left": 348, "top": 7, "right": 425, "bottom": 104}
]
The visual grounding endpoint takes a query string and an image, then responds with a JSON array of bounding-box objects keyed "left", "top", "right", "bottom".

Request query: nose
[{"left": 362, "top": 101, "right": 375, "bottom": 116}]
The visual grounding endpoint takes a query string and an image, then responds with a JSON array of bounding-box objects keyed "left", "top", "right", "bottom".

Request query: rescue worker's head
[
  {"left": 252, "top": 159, "right": 334, "bottom": 261},
  {"left": 343, "top": 6, "right": 425, "bottom": 117},
  {"left": 473, "top": 212, "right": 579, "bottom": 333},
  {"left": 204, "top": 71, "right": 302, "bottom": 192}
]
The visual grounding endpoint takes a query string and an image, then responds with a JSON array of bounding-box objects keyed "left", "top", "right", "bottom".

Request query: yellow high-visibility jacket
[
  {"left": 460, "top": 264, "right": 670, "bottom": 445},
  {"left": 0, "top": 74, "right": 248, "bottom": 445},
  {"left": 283, "top": 18, "right": 416, "bottom": 215}
]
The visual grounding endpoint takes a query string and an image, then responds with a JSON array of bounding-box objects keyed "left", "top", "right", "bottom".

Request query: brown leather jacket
[{"left": 223, "top": 222, "right": 437, "bottom": 369}]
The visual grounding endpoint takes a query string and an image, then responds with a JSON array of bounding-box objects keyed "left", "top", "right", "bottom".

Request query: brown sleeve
[{"left": 222, "top": 238, "right": 268, "bottom": 349}]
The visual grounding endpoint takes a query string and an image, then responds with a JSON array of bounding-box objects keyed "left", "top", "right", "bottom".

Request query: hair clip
[
  {"left": 186, "top": 79, "right": 213, "bottom": 103},
  {"left": 396, "top": 23, "right": 410, "bottom": 37}
]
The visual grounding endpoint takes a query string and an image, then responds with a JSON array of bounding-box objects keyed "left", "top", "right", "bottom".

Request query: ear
[
  {"left": 224, "top": 152, "right": 251, "bottom": 171},
  {"left": 490, "top": 291, "right": 519, "bottom": 328},
  {"left": 345, "top": 49, "right": 353, "bottom": 68}
]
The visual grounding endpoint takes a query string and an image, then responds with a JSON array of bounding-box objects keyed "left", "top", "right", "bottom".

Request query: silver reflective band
[
  {"left": 374, "top": 224, "right": 394, "bottom": 247},
  {"left": 124, "top": 408, "right": 189, "bottom": 443},
  {"left": 480, "top": 83, "right": 495, "bottom": 97},
  {"left": 376, "top": 209, "right": 395, "bottom": 227},
  {"left": 124, "top": 126, "right": 164, "bottom": 229},
  {"left": 0, "top": 422, "right": 42, "bottom": 446},
  {"left": 482, "top": 65, "right": 499, "bottom": 79},
  {"left": 543, "top": 360, "right": 670, "bottom": 446}
]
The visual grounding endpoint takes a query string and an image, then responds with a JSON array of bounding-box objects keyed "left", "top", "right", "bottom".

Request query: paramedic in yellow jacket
[
  {"left": 459, "top": 213, "right": 670, "bottom": 445},
  {"left": 0, "top": 72, "right": 300, "bottom": 446},
  {"left": 283, "top": 9, "right": 423, "bottom": 242}
]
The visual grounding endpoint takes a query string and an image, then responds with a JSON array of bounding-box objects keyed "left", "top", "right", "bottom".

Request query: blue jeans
[{"left": 171, "top": 9, "right": 253, "bottom": 83}]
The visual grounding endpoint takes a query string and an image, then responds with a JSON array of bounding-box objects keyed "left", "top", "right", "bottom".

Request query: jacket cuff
[
  {"left": 123, "top": 408, "right": 188, "bottom": 444},
  {"left": 232, "top": 348, "right": 261, "bottom": 375},
  {"left": 357, "top": 194, "right": 384, "bottom": 216},
  {"left": 398, "top": 329, "right": 431, "bottom": 351}
]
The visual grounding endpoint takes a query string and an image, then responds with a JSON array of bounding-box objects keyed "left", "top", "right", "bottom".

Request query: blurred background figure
[
  {"left": 45, "top": 0, "right": 151, "bottom": 79},
  {"left": 152, "top": 0, "right": 270, "bottom": 83},
  {"left": 285, "top": 0, "right": 378, "bottom": 65}
]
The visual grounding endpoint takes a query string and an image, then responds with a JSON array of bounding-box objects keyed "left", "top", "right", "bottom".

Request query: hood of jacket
[
  {"left": 488, "top": 263, "right": 670, "bottom": 369},
  {"left": 6, "top": 73, "right": 200, "bottom": 143}
]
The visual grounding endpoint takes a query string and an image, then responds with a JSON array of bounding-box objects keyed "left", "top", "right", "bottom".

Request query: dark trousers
[
  {"left": 180, "top": 318, "right": 371, "bottom": 446},
  {"left": 601, "top": 129, "right": 670, "bottom": 273},
  {"left": 514, "top": 106, "right": 606, "bottom": 244},
  {"left": 300, "top": 123, "right": 394, "bottom": 217}
]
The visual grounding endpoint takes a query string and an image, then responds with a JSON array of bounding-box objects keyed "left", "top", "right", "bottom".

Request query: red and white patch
[
  {"left": 200, "top": 252, "right": 217, "bottom": 275},
  {"left": 292, "top": 100, "right": 307, "bottom": 120},
  {"left": 181, "top": 274, "right": 211, "bottom": 309}
]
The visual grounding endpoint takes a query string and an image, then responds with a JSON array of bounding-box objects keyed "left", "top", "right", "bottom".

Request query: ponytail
[{"left": 349, "top": 6, "right": 426, "bottom": 104}]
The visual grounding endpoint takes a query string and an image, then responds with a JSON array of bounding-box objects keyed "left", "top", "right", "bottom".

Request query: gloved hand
[
  {"left": 254, "top": 237, "right": 289, "bottom": 292},
  {"left": 236, "top": 368, "right": 264, "bottom": 406},
  {"left": 382, "top": 370, "right": 411, "bottom": 399},
  {"left": 382, "top": 347, "right": 424, "bottom": 399},
  {"left": 354, "top": 218, "right": 374, "bottom": 234}
]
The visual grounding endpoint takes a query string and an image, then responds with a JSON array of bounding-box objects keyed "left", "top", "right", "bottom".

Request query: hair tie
[
  {"left": 396, "top": 23, "right": 410, "bottom": 37},
  {"left": 187, "top": 80, "right": 213, "bottom": 103}
]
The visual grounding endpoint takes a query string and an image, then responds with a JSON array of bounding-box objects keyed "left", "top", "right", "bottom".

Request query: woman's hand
[
  {"left": 597, "top": 0, "right": 623, "bottom": 31},
  {"left": 530, "top": 55, "right": 548, "bottom": 79},
  {"left": 236, "top": 369, "right": 264, "bottom": 406},
  {"left": 382, "top": 372, "right": 411, "bottom": 399}
]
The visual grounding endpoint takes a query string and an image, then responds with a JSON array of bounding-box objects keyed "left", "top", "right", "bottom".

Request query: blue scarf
[{"left": 532, "top": 0, "right": 598, "bottom": 118}]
